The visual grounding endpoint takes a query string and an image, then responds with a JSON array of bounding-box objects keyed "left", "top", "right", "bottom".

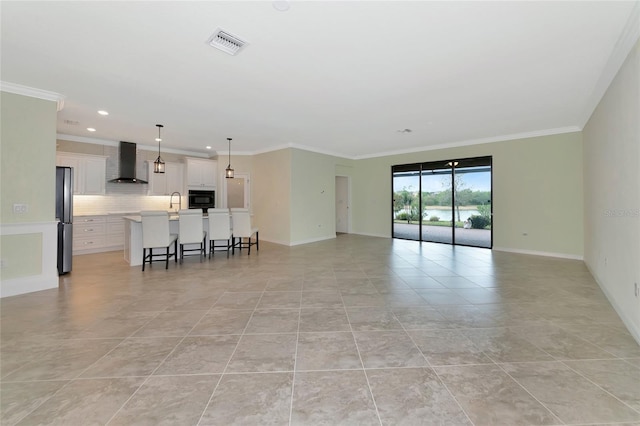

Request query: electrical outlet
[
  {"left": 522, "top": 232, "right": 528, "bottom": 236},
  {"left": 0, "top": 259, "right": 5, "bottom": 269},
  {"left": 12, "top": 204, "right": 28, "bottom": 214},
  {"left": 604, "top": 257, "right": 607, "bottom": 266},
  {"left": 635, "top": 282, "right": 638, "bottom": 298}
]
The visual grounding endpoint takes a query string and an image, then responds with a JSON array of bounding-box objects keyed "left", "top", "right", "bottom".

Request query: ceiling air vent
[{"left": 206, "top": 28, "right": 248, "bottom": 56}]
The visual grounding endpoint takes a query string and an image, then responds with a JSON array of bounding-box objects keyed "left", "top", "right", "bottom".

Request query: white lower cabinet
[
  {"left": 73, "top": 216, "right": 107, "bottom": 253},
  {"left": 106, "top": 214, "right": 127, "bottom": 248},
  {"left": 73, "top": 214, "right": 133, "bottom": 254}
]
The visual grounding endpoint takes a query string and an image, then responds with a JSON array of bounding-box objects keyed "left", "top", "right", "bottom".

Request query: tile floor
[{"left": 1, "top": 235, "right": 640, "bottom": 425}]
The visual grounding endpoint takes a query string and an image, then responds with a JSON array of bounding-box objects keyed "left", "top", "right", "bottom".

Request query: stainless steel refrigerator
[{"left": 56, "top": 166, "right": 73, "bottom": 274}]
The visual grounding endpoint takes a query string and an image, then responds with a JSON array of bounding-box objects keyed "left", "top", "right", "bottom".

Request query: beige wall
[
  {"left": 290, "top": 149, "right": 341, "bottom": 244},
  {"left": 244, "top": 148, "right": 355, "bottom": 245},
  {"left": 1, "top": 91, "right": 57, "bottom": 288},
  {"left": 252, "top": 149, "right": 292, "bottom": 244},
  {"left": 227, "top": 133, "right": 584, "bottom": 255},
  {"left": 583, "top": 40, "right": 640, "bottom": 340},
  {"left": 351, "top": 132, "right": 585, "bottom": 257},
  {"left": 2, "top": 92, "right": 57, "bottom": 223}
]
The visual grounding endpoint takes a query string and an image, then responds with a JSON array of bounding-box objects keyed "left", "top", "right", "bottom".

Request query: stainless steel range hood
[{"left": 108, "top": 141, "right": 148, "bottom": 184}]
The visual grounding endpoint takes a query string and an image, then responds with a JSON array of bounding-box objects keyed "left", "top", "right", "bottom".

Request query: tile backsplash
[{"left": 73, "top": 194, "right": 183, "bottom": 216}]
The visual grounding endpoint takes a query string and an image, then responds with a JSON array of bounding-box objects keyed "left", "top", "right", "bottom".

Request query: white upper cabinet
[
  {"left": 56, "top": 153, "right": 107, "bottom": 195},
  {"left": 147, "top": 162, "right": 184, "bottom": 195},
  {"left": 83, "top": 156, "right": 107, "bottom": 194},
  {"left": 186, "top": 158, "right": 217, "bottom": 189},
  {"left": 56, "top": 154, "right": 81, "bottom": 194}
]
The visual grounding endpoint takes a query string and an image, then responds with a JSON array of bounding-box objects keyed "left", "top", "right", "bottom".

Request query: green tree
[
  {"left": 393, "top": 187, "right": 415, "bottom": 222},
  {"left": 435, "top": 189, "right": 452, "bottom": 206},
  {"left": 456, "top": 188, "right": 475, "bottom": 206},
  {"left": 477, "top": 203, "right": 492, "bottom": 221},
  {"left": 468, "top": 191, "right": 491, "bottom": 205},
  {"left": 410, "top": 193, "right": 422, "bottom": 221},
  {"left": 441, "top": 174, "right": 468, "bottom": 222}
]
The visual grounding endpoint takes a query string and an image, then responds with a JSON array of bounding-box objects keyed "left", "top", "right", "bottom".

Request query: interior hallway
[{"left": 2, "top": 234, "right": 639, "bottom": 425}]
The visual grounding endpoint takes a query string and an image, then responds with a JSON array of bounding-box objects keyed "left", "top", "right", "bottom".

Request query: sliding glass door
[
  {"left": 392, "top": 156, "right": 492, "bottom": 248},
  {"left": 420, "top": 164, "right": 453, "bottom": 244},
  {"left": 452, "top": 158, "right": 492, "bottom": 248},
  {"left": 392, "top": 165, "right": 421, "bottom": 240}
]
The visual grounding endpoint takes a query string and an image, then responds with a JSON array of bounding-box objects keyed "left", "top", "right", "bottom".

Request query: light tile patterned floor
[{"left": 2, "top": 235, "right": 640, "bottom": 425}]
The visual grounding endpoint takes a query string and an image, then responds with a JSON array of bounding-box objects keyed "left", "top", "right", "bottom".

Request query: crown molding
[
  {"left": 56, "top": 134, "right": 212, "bottom": 158},
  {"left": 250, "top": 143, "right": 293, "bottom": 156},
  {"left": 287, "top": 143, "right": 355, "bottom": 159},
  {"left": 62, "top": 125, "right": 582, "bottom": 162},
  {"left": 353, "top": 126, "right": 582, "bottom": 160},
  {"left": 579, "top": 1, "right": 640, "bottom": 127},
  {"left": 232, "top": 126, "right": 583, "bottom": 161},
  {"left": 0, "top": 81, "right": 65, "bottom": 111},
  {"left": 249, "top": 142, "right": 355, "bottom": 159}
]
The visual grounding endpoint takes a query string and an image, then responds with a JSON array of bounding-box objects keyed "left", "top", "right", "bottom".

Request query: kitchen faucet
[{"left": 169, "top": 191, "right": 182, "bottom": 212}]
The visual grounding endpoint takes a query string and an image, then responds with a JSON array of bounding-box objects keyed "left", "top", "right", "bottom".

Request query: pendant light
[
  {"left": 225, "top": 137, "right": 234, "bottom": 178},
  {"left": 154, "top": 124, "right": 165, "bottom": 174}
]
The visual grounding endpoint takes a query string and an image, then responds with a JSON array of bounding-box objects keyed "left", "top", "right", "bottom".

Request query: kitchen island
[{"left": 123, "top": 214, "right": 210, "bottom": 266}]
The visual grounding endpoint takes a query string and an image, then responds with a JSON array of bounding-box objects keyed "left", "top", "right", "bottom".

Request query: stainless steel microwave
[{"left": 188, "top": 190, "right": 215, "bottom": 211}]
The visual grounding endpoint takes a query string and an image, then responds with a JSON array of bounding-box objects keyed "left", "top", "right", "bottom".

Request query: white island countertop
[
  {"left": 123, "top": 214, "right": 181, "bottom": 223},
  {"left": 123, "top": 214, "right": 210, "bottom": 266}
]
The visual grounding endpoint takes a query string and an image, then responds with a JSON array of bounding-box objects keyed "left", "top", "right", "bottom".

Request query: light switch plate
[{"left": 13, "top": 204, "right": 28, "bottom": 214}]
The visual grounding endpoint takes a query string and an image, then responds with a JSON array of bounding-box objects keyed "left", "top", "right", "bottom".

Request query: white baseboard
[
  {"left": 289, "top": 235, "right": 336, "bottom": 246},
  {"left": 351, "top": 232, "right": 390, "bottom": 239},
  {"left": 257, "top": 237, "right": 290, "bottom": 246},
  {"left": 585, "top": 263, "right": 640, "bottom": 345},
  {"left": 259, "top": 235, "right": 337, "bottom": 247},
  {"left": 493, "top": 246, "right": 584, "bottom": 261}
]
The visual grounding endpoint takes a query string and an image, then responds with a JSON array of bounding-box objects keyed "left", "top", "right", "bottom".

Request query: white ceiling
[{"left": 1, "top": 1, "right": 638, "bottom": 159}]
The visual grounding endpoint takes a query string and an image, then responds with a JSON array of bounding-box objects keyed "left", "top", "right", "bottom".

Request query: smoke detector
[{"left": 206, "top": 28, "right": 248, "bottom": 56}]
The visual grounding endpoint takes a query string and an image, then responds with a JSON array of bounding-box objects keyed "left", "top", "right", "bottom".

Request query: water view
[{"left": 420, "top": 208, "right": 479, "bottom": 222}]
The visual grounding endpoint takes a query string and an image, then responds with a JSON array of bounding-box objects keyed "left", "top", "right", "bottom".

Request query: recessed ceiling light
[
  {"left": 97, "top": 110, "right": 109, "bottom": 116},
  {"left": 273, "top": 1, "right": 290, "bottom": 12},
  {"left": 206, "top": 146, "right": 212, "bottom": 150},
  {"left": 87, "top": 127, "right": 96, "bottom": 132}
]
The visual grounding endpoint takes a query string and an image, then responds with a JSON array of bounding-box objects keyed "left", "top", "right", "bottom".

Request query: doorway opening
[
  {"left": 223, "top": 173, "right": 250, "bottom": 209},
  {"left": 335, "top": 176, "right": 350, "bottom": 234}
]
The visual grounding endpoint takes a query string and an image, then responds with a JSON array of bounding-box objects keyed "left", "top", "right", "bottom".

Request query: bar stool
[
  {"left": 178, "top": 209, "right": 206, "bottom": 263},
  {"left": 230, "top": 208, "right": 259, "bottom": 255},
  {"left": 141, "top": 211, "right": 178, "bottom": 271},
  {"left": 207, "top": 208, "right": 233, "bottom": 258}
]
